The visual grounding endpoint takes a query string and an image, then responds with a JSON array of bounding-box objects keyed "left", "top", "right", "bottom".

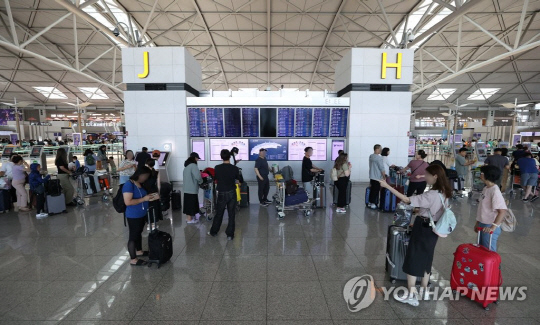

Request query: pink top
[
  {"left": 406, "top": 160, "right": 429, "bottom": 183},
  {"left": 409, "top": 190, "right": 448, "bottom": 222},
  {"left": 477, "top": 185, "right": 507, "bottom": 224}
]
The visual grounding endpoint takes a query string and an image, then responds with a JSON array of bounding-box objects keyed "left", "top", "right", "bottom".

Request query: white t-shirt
[
  {"left": 0, "top": 161, "right": 14, "bottom": 179},
  {"left": 382, "top": 156, "right": 392, "bottom": 176}
]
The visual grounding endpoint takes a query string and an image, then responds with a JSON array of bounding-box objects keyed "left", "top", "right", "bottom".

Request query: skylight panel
[
  {"left": 427, "top": 88, "right": 456, "bottom": 100},
  {"left": 467, "top": 88, "right": 500, "bottom": 100},
  {"left": 33, "top": 87, "right": 68, "bottom": 99},
  {"left": 79, "top": 87, "right": 109, "bottom": 100}
]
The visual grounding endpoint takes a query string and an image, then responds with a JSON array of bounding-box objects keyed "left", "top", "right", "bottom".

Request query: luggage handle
[
  {"left": 476, "top": 227, "right": 493, "bottom": 251},
  {"left": 385, "top": 253, "right": 396, "bottom": 269}
]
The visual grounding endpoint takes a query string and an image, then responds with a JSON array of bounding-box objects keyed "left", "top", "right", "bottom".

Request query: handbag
[
  {"left": 501, "top": 209, "right": 517, "bottom": 232},
  {"left": 428, "top": 193, "right": 457, "bottom": 238},
  {"left": 0, "top": 177, "right": 10, "bottom": 190}
]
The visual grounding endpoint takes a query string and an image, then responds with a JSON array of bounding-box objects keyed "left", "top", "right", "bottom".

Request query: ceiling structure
[{"left": 0, "top": 0, "right": 539, "bottom": 109}]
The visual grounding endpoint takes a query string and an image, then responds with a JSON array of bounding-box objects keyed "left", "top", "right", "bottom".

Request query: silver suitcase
[{"left": 46, "top": 193, "right": 66, "bottom": 215}]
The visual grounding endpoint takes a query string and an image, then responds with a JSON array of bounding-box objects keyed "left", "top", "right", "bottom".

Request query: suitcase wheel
[
  {"left": 391, "top": 279, "right": 396, "bottom": 284},
  {"left": 485, "top": 306, "right": 490, "bottom": 311},
  {"left": 304, "top": 210, "right": 311, "bottom": 217}
]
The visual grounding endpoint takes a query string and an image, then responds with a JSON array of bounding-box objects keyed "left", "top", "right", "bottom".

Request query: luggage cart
[
  {"left": 468, "top": 168, "right": 484, "bottom": 199},
  {"left": 72, "top": 167, "right": 88, "bottom": 205},
  {"left": 201, "top": 178, "right": 215, "bottom": 221},
  {"left": 95, "top": 171, "right": 113, "bottom": 202},
  {"left": 508, "top": 167, "right": 523, "bottom": 199},
  {"left": 274, "top": 178, "right": 312, "bottom": 219}
]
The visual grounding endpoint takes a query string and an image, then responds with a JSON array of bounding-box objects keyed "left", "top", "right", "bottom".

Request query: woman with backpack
[
  {"left": 332, "top": 153, "right": 351, "bottom": 214},
  {"left": 84, "top": 149, "right": 98, "bottom": 174},
  {"left": 400, "top": 150, "right": 429, "bottom": 196},
  {"left": 378, "top": 164, "right": 453, "bottom": 307}
]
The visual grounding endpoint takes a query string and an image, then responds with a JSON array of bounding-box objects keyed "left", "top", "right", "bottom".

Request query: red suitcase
[{"left": 450, "top": 228, "right": 502, "bottom": 310}]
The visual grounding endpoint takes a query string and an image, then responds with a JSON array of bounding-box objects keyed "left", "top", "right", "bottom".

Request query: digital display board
[
  {"left": 1, "top": 147, "right": 14, "bottom": 157},
  {"left": 30, "top": 146, "right": 42, "bottom": 157},
  {"left": 288, "top": 139, "right": 327, "bottom": 161},
  {"left": 206, "top": 108, "right": 224, "bottom": 137},
  {"left": 242, "top": 107, "right": 259, "bottom": 137},
  {"left": 408, "top": 138, "right": 416, "bottom": 157},
  {"left": 135, "top": 152, "right": 169, "bottom": 167},
  {"left": 330, "top": 108, "right": 348, "bottom": 137},
  {"left": 188, "top": 108, "right": 206, "bottom": 137},
  {"left": 209, "top": 139, "right": 249, "bottom": 161},
  {"left": 313, "top": 108, "right": 331, "bottom": 137},
  {"left": 248, "top": 139, "right": 288, "bottom": 161},
  {"left": 260, "top": 107, "right": 276, "bottom": 137},
  {"left": 278, "top": 108, "right": 295, "bottom": 137},
  {"left": 331, "top": 140, "right": 345, "bottom": 161},
  {"left": 191, "top": 139, "right": 206, "bottom": 161},
  {"left": 224, "top": 108, "right": 242, "bottom": 137},
  {"left": 295, "top": 108, "right": 312, "bottom": 137}
]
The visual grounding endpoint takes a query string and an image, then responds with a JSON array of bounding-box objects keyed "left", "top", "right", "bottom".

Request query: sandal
[
  {"left": 130, "top": 259, "right": 148, "bottom": 266},
  {"left": 137, "top": 251, "right": 149, "bottom": 257}
]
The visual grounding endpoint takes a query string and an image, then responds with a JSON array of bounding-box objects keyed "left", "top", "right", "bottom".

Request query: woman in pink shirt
[
  {"left": 11, "top": 156, "right": 31, "bottom": 212},
  {"left": 400, "top": 150, "right": 429, "bottom": 196}
]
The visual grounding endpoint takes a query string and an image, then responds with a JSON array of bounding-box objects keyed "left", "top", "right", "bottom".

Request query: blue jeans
[
  {"left": 119, "top": 175, "right": 130, "bottom": 185},
  {"left": 478, "top": 222, "right": 501, "bottom": 252}
]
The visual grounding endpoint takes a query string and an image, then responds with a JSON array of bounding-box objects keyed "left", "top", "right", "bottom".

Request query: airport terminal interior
[{"left": 1, "top": 0, "right": 540, "bottom": 323}]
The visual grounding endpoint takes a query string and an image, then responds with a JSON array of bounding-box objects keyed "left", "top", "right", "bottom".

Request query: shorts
[{"left": 521, "top": 173, "right": 538, "bottom": 187}]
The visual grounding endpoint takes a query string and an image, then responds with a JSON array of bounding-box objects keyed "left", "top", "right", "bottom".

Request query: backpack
[
  {"left": 113, "top": 183, "right": 126, "bottom": 213},
  {"left": 285, "top": 179, "right": 299, "bottom": 195},
  {"left": 501, "top": 209, "right": 517, "bottom": 232},
  {"left": 428, "top": 193, "right": 457, "bottom": 237},
  {"left": 85, "top": 154, "right": 96, "bottom": 166},
  {"left": 281, "top": 166, "right": 293, "bottom": 182}
]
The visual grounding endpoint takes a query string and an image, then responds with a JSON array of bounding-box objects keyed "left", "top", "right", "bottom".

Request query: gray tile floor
[{"left": 1, "top": 184, "right": 539, "bottom": 324}]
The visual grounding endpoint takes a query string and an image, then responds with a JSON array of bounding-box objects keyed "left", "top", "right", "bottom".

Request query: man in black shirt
[
  {"left": 254, "top": 148, "right": 271, "bottom": 206},
  {"left": 135, "top": 147, "right": 151, "bottom": 170},
  {"left": 208, "top": 149, "right": 241, "bottom": 240},
  {"left": 302, "top": 147, "right": 322, "bottom": 198}
]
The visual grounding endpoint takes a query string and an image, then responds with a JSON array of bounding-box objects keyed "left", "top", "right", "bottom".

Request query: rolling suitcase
[
  {"left": 313, "top": 184, "right": 326, "bottom": 208},
  {"left": 365, "top": 186, "right": 378, "bottom": 207},
  {"left": 239, "top": 182, "right": 249, "bottom": 207},
  {"left": 147, "top": 206, "right": 173, "bottom": 268},
  {"left": 332, "top": 180, "right": 352, "bottom": 206},
  {"left": 160, "top": 182, "right": 172, "bottom": 211},
  {"left": 285, "top": 188, "right": 309, "bottom": 206},
  {"left": 83, "top": 175, "right": 97, "bottom": 194},
  {"left": 171, "top": 190, "right": 181, "bottom": 210},
  {"left": 386, "top": 225, "right": 410, "bottom": 283},
  {"left": 379, "top": 187, "right": 397, "bottom": 212},
  {"left": 0, "top": 189, "right": 11, "bottom": 213},
  {"left": 450, "top": 228, "right": 502, "bottom": 310},
  {"left": 46, "top": 193, "right": 66, "bottom": 215}
]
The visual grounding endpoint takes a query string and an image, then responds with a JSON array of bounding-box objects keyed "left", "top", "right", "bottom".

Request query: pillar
[
  {"left": 122, "top": 47, "right": 202, "bottom": 181},
  {"left": 335, "top": 48, "right": 414, "bottom": 182}
]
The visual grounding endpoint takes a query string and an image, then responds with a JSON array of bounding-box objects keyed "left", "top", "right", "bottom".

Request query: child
[
  {"left": 109, "top": 156, "right": 117, "bottom": 176},
  {"left": 29, "top": 163, "right": 50, "bottom": 219},
  {"left": 474, "top": 165, "right": 508, "bottom": 252}
]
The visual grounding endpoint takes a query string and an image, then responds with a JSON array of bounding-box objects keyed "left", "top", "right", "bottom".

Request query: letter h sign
[{"left": 381, "top": 52, "right": 402, "bottom": 79}]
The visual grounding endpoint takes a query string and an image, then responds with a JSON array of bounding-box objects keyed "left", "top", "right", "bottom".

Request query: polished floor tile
[{"left": 0, "top": 183, "right": 538, "bottom": 323}]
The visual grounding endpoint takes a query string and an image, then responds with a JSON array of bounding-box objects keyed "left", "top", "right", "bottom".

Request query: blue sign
[
  {"left": 248, "top": 138, "right": 288, "bottom": 161},
  {"left": 277, "top": 108, "right": 294, "bottom": 137},
  {"left": 295, "top": 108, "right": 312, "bottom": 137}
]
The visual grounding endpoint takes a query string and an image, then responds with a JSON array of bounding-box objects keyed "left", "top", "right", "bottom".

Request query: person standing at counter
[
  {"left": 302, "top": 147, "right": 323, "bottom": 198},
  {"left": 136, "top": 147, "right": 151, "bottom": 170},
  {"left": 183, "top": 153, "right": 203, "bottom": 224},
  {"left": 11, "top": 156, "right": 31, "bottom": 212},
  {"left": 254, "top": 148, "right": 271, "bottom": 207},
  {"left": 55, "top": 148, "right": 76, "bottom": 206}
]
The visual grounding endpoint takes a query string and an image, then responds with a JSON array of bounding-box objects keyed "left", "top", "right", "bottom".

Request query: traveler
[
  {"left": 11, "top": 156, "right": 30, "bottom": 212},
  {"left": 71, "top": 156, "right": 81, "bottom": 171},
  {"left": 512, "top": 144, "right": 526, "bottom": 161},
  {"left": 55, "top": 148, "right": 76, "bottom": 206},
  {"left": 29, "top": 163, "right": 50, "bottom": 218},
  {"left": 474, "top": 165, "right": 508, "bottom": 252},
  {"left": 378, "top": 164, "right": 452, "bottom": 307},
  {"left": 335, "top": 150, "right": 344, "bottom": 162},
  {"left": 381, "top": 147, "right": 395, "bottom": 182},
  {"left": 208, "top": 149, "right": 241, "bottom": 240},
  {"left": 484, "top": 148, "right": 510, "bottom": 187},
  {"left": 117, "top": 150, "right": 137, "bottom": 185},
  {"left": 400, "top": 150, "right": 429, "bottom": 197},
  {"left": 123, "top": 167, "right": 159, "bottom": 266},
  {"left": 136, "top": 147, "right": 151, "bottom": 170},
  {"left": 455, "top": 148, "right": 475, "bottom": 179},
  {"left": 183, "top": 153, "right": 203, "bottom": 224},
  {"left": 0, "top": 154, "right": 17, "bottom": 205},
  {"left": 254, "top": 148, "right": 271, "bottom": 207},
  {"left": 84, "top": 149, "right": 98, "bottom": 174},
  {"left": 143, "top": 159, "right": 162, "bottom": 229},
  {"left": 334, "top": 153, "right": 351, "bottom": 214},
  {"left": 302, "top": 147, "right": 323, "bottom": 198},
  {"left": 109, "top": 157, "right": 117, "bottom": 175},
  {"left": 517, "top": 152, "right": 539, "bottom": 202},
  {"left": 231, "top": 147, "right": 242, "bottom": 166},
  {"left": 368, "top": 144, "right": 385, "bottom": 209},
  {"left": 97, "top": 145, "right": 109, "bottom": 172},
  {"left": 500, "top": 148, "right": 511, "bottom": 192}
]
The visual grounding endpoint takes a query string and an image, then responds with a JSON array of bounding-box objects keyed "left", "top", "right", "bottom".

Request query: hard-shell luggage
[
  {"left": 313, "top": 184, "right": 326, "bottom": 208},
  {"left": 83, "top": 175, "right": 97, "bottom": 194},
  {"left": 332, "top": 180, "right": 352, "bottom": 206},
  {"left": 0, "top": 189, "right": 11, "bottom": 213},
  {"left": 171, "top": 190, "right": 181, "bottom": 210},
  {"left": 285, "top": 187, "right": 309, "bottom": 206},
  {"left": 450, "top": 228, "right": 502, "bottom": 310},
  {"left": 386, "top": 225, "right": 410, "bottom": 283},
  {"left": 160, "top": 182, "right": 172, "bottom": 211},
  {"left": 379, "top": 187, "right": 397, "bottom": 212},
  {"left": 365, "top": 186, "right": 378, "bottom": 207},
  {"left": 147, "top": 206, "right": 173, "bottom": 268},
  {"left": 239, "top": 182, "right": 249, "bottom": 207},
  {"left": 450, "top": 177, "right": 465, "bottom": 192},
  {"left": 46, "top": 193, "right": 66, "bottom": 215}
]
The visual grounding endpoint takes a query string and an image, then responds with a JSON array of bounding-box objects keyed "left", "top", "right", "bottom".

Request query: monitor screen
[
  {"left": 330, "top": 108, "right": 348, "bottom": 137},
  {"left": 277, "top": 107, "right": 294, "bottom": 137},
  {"left": 209, "top": 139, "right": 249, "bottom": 161},
  {"left": 242, "top": 107, "right": 259, "bottom": 137},
  {"left": 206, "top": 108, "right": 224, "bottom": 137},
  {"left": 331, "top": 140, "right": 345, "bottom": 161},
  {"left": 134, "top": 151, "right": 169, "bottom": 167},
  {"left": 313, "top": 108, "right": 331, "bottom": 137},
  {"left": 191, "top": 139, "right": 206, "bottom": 161},
  {"left": 295, "top": 108, "right": 312, "bottom": 137},
  {"left": 224, "top": 108, "right": 242, "bottom": 137},
  {"left": 260, "top": 107, "right": 277, "bottom": 137},
  {"left": 30, "top": 146, "right": 42, "bottom": 157},
  {"left": 288, "top": 139, "right": 327, "bottom": 161},
  {"left": 188, "top": 107, "right": 206, "bottom": 137},
  {"left": 248, "top": 139, "right": 288, "bottom": 161},
  {"left": 2, "top": 147, "right": 14, "bottom": 156}
]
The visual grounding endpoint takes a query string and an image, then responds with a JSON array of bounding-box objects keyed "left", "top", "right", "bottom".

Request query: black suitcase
[
  {"left": 147, "top": 207, "right": 173, "bottom": 268},
  {"left": 171, "top": 190, "right": 181, "bottom": 210},
  {"left": 0, "top": 189, "right": 11, "bottom": 213},
  {"left": 332, "top": 180, "right": 352, "bottom": 206},
  {"left": 239, "top": 183, "right": 249, "bottom": 207},
  {"left": 160, "top": 182, "right": 172, "bottom": 211},
  {"left": 46, "top": 178, "right": 63, "bottom": 197}
]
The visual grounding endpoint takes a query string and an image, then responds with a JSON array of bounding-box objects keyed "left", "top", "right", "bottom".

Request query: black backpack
[
  {"left": 46, "top": 179, "right": 63, "bottom": 197},
  {"left": 113, "top": 183, "right": 126, "bottom": 213}
]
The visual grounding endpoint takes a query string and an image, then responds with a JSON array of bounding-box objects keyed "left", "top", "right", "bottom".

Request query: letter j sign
[{"left": 138, "top": 51, "right": 149, "bottom": 79}]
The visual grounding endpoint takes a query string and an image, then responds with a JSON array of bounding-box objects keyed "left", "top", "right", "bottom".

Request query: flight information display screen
[
  {"left": 206, "top": 107, "right": 224, "bottom": 137},
  {"left": 313, "top": 108, "right": 331, "bottom": 137},
  {"left": 295, "top": 108, "right": 312, "bottom": 137},
  {"left": 242, "top": 107, "right": 259, "bottom": 137},
  {"left": 277, "top": 108, "right": 295, "bottom": 137},
  {"left": 191, "top": 139, "right": 206, "bottom": 161},
  {"left": 330, "top": 108, "right": 348, "bottom": 137},
  {"left": 188, "top": 107, "right": 206, "bottom": 137},
  {"left": 248, "top": 139, "right": 288, "bottom": 161},
  {"left": 224, "top": 108, "right": 241, "bottom": 137},
  {"left": 209, "top": 139, "right": 249, "bottom": 161},
  {"left": 288, "top": 139, "right": 327, "bottom": 161}
]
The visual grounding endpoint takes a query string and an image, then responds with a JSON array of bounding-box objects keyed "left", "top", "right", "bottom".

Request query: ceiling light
[
  {"left": 427, "top": 88, "right": 456, "bottom": 100},
  {"left": 79, "top": 87, "right": 109, "bottom": 100},
  {"left": 33, "top": 87, "right": 68, "bottom": 99},
  {"left": 467, "top": 88, "right": 500, "bottom": 100}
]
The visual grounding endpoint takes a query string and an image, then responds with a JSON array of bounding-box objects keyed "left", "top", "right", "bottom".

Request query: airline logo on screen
[
  {"left": 381, "top": 52, "right": 402, "bottom": 79},
  {"left": 138, "top": 51, "right": 149, "bottom": 79}
]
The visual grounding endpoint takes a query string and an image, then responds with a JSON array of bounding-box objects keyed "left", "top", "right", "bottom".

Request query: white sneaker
[
  {"left": 36, "top": 213, "right": 48, "bottom": 219},
  {"left": 336, "top": 208, "right": 346, "bottom": 214},
  {"left": 186, "top": 219, "right": 199, "bottom": 224},
  {"left": 394, "top": 292, "right": 419, "bottom": 307},
  {"left": 369, "top": 203, "right": 378, "bottom": 210}
]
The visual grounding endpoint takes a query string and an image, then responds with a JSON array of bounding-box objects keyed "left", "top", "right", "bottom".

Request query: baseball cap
[
  {"left": 259, "top": 148, "right": 267, "bottom": 152},
  {"left": 190, "top": 152, "right": 201, "bottom": 159}
]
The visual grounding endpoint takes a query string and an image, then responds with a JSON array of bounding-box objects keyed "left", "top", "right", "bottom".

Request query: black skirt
[
  {"left": 183, "top": 193, "right": 200, "bottom": 216},
  {"left": 402, "top": 216, "right": 439, "bottom": 277}
]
